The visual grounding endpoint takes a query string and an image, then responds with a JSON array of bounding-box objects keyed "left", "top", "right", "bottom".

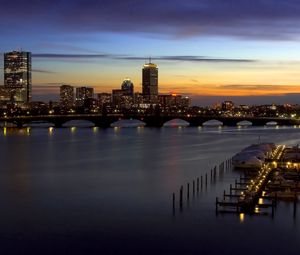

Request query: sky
[{"left": 2, "top": 0, "right": 300, "bottom": 105}]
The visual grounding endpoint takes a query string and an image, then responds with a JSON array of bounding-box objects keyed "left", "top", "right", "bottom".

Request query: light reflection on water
[{"left": 0, "top": 125, "right": 299, "bottom": 254}]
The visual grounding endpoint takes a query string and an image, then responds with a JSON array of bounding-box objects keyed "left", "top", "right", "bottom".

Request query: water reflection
[
  {"left": 92, "top": 127, "right": 99, "bottom": 133},
  {"left": 2, "top": 127, "right": 30, "bottom": 136},
  {"left": 239, "top": 213, "right": 245, "bottom": 223},
  {"left": 70, "top": 127, "right": 76, "bottom": 133},
  {"left": 0, "top": 126, "right": 300, "bottom": 254},
  {"left": 48, "top": 127, "right": 54, "bottom": 135}
]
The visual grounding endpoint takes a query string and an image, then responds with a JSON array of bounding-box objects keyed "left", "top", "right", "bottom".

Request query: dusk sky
[{"left": 2, "top": 0, "right": 300, "bottom": 105}]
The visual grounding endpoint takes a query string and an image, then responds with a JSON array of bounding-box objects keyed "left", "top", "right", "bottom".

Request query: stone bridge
[{"left": 0, "top": 114, "right": 299, "bottom": 128}]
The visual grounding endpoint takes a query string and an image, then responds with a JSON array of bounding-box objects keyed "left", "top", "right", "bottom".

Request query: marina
[{"left": 216, "top": 143, "right": 299, "bottom": 217}]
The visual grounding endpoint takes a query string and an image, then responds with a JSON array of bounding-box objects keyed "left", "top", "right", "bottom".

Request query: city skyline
[{"left": 3, "top": 1, "right": 300, "bottom": 105}]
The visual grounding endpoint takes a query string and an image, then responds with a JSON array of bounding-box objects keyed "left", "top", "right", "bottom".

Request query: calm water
[{"left": 0, "top": 125, "right": 299, "bottom": 254}]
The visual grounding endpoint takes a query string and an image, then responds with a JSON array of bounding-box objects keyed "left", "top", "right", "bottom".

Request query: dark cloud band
[
  {"left": 2, "top": 0, "right": 300, "bottom": 40},
  {"left": 32, "top": 53, "right": 256, "bottom": 63}
]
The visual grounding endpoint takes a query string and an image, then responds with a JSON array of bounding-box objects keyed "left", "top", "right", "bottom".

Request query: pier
[{"left": 216, "top": 145, "right": 286, "bottom": 215}]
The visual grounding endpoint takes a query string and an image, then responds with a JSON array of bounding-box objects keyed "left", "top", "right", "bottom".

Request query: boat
[
  {"left": 232, "top": 143, "right": 275, "bottom": 169},
  {"left": 232, "top": 155, "right": 263, "bottom": 169}
]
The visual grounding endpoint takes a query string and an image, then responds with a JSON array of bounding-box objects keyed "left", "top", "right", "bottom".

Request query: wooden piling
[
  {"left": 193, "top": 180, "right": 195, "bottom": 195},
  {"left": 197, "top": 178, "right": 199, "bottom": 192},
  {"left": 294, "top": 194, "right": 297, "bottom": 218},
  {"left": 187, "top": 183, "right": 190, "bottom": 199},
  {"left": 201, "top": 175, "right": 203, "bottom": 189},
  {"left": 180, "top": 186, "right": 183, "bottom": 209},
  {"left": 172, "top": 193, "right": 175, "bottom": 212},
  {"left": 205, "top": 173, "right": 208, "bottom": 186}
]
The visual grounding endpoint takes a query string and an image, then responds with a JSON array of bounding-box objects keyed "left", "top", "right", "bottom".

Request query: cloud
[
  {"left": 190, "top": 94, "right": 300, "bottom": 106},
  {"left": 32, "top": 69, "right": 56, "bottom": 74},
  {"left": 2, "top": 0, "right": 300, "bottom": 40},
  {"left": 32, "top": 53, "right": 256, "bottom": 63},
  {"left": 188, "top": 84, "right": 300, "bottom": 96},
  {"left": 33, "top": 53, "right": 111, "bottom": 59}
]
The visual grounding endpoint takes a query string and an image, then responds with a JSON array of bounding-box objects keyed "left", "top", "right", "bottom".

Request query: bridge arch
[
  {"left": 163, "top": 118, "right": 190, "bottom": 127},
  {"left": 110, "top": 119, "right": 146, "bottom": 128},
  {"left": 62, "top": 119, "right": 96, "bottom": 127},
  {"left": 237, "top": 120, "right": 253, "bottom": 126},
  {"left": 202, "top": 119, "right": 223, "bottom": 127},
  {"left": 266, "top": 121, "right": 278, "bottom": 126}
]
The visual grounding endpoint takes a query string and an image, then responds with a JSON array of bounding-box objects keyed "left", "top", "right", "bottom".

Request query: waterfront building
[
  {"left": 181, "top": 96, "right": 191, "bottom": 108},
  {"left": 4, "top": 51, "right": 32, "bottom": 103},
  {"left": 75, "top": 87, "right": 94, "bottom": 107},
  {"left": 0, "top": 86, "right": 11, "bottom": 103},
  {"left": 134, "top": 92, "right": 145, "bottom": 106},
  {"left": 222, "top": 101, "right": 235, "bottom": 111},
  {"left": 97, "top": 93, "right": 112, "bottom": 108},
  {"left": 112, "top": 89, "right": 133, "bottom": 109},
  {"left": 142, "top": 61, "right": 158, "bottom": 104},
  {"left": 159, "top": 94, "right": 191, "bottom": 108},
  {"left": 59, "top": 85, "right": 74, "bottom": 109}
]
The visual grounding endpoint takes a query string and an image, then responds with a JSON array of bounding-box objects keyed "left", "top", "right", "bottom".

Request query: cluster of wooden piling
[{"left": 172, "top": 158, "right": 232, "bottom": 213}]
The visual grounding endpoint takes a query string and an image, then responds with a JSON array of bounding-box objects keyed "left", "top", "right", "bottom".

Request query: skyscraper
[
  {"left": 60, "top": 85, "right": 74, "bottom": 109},
  {"left": 142, "top": 61, "right": 158, "bottom": 104},
  {"left": 4, "top": 51, "right": 32, "bottom": 103}
]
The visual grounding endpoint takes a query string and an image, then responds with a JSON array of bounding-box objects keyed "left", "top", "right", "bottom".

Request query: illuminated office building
[
  {"left": 75, "top": 86, "right": 94, "bottom": 106},
  {"left": 97, "top": 93, "right": 112, "bottom": 107},
  {"left": 142, "top": 61, "right": 158, "bottom": 104},
  {"left": 4, "top": 51, "right": 32, "bottom": 103},
  {"left": 60, "top": 85, "right": 74, "bottom": 109}
]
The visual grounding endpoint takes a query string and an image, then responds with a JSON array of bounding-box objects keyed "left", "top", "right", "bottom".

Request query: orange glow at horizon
[{"left": 32, "top": 60, "right": 300, "bottom": 97}]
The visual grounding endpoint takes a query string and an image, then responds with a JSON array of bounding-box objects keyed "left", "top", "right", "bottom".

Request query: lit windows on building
[
  {"left": 142, "top": 62, "right": 158, "bottom": 104},
  {"left": 60, "top": 85, "right": 74, "bottom": 109},
  {"left": 97, "top": 93, "right": 112, "bottom": 108},
  {"left": 75, "top": 87, "right": 94, "bottom": 107},
  {"left": 159, "top": 94, "right": 191, "bottom": 108},
  {"left": 4, "top": 51, "right": 32, "bottom": 103}
]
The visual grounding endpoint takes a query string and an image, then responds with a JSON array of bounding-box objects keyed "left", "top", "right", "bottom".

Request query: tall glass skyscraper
[
  {"left": 142, "top": 61, "right": 158, "bottom": 104},
  {"left": 4, "top": 51, "right": 32, "bottom": 103}
]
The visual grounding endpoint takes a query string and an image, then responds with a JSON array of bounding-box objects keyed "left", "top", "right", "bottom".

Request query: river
[{"left": 0, "top": 124, "right": 299, "bottom": 254}]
